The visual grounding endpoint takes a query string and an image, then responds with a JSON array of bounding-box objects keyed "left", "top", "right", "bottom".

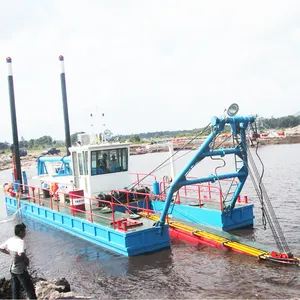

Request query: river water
[{"left": 0, "top": 144, "right": 300, "bottom": 299}]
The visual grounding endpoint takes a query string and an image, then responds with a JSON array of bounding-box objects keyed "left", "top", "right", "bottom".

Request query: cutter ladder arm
[
  {"left": 156, "top": 128, "right": 218, "bottom": 227},
  {"left": 156, "top": 115, "right": 255, "bottom": 228}
]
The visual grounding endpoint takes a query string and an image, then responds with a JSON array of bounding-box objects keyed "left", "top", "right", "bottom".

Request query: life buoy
[
  {"left": 3, "top": 183, "right": 15, "bottom": 197},
  {"left": 50, "top": 182, "right": 59, "bottom": 197},
  {"left": 3, "top": 183, "right": 12, "bottom": 193}
]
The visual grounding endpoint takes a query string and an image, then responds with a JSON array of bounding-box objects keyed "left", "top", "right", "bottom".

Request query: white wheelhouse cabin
[{"left": 36, "top": 142, "right": 132, "bottom": 200}]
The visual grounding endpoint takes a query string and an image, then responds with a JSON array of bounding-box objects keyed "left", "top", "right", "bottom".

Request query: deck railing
[
  {"left": 127, "top": 173, "right": 248, "bottom": 211},
  {"left": 6, "top": 183, "right": 157, "bottom": 231},
  {"left": 5, "top": 177, "right": 248, "bottom": 229},
  {"left": 129, "top": 172, "right": 157, "bottom": 189},
  {"left": 110, "top": 189, "right": 161, "bottom": 217}
]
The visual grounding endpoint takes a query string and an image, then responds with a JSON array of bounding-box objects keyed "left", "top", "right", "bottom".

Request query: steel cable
[
  {"left": 246, "top": 148, "right": 291, "bottom": 253},
  {"left": 107, "top": 123, "right": 212, "bottom": 215},
  {"left": 235, "top": 131, "right": 290, "bottom": 253},
  {"left": 125, "top": 122, "right": 212, "bottom": 191},
  {"left": 233, "top": 136, "right": 287, "bottom": 253}
]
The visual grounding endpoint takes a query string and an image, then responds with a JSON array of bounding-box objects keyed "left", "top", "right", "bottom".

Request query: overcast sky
[{"left": 1, "top": 0, "right": 300, "bottom": 142}]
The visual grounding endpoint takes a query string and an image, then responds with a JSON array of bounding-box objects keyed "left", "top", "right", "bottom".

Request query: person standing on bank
[{"left": 0, "top": 223, "right": 37, "bottom": 299}]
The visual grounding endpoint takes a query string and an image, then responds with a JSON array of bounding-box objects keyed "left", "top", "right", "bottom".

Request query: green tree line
[
  {"left": 259, "top": 115, "right": 300, "bottom": 129},
  {"left": 1, "top": 114, "right": 300, "bottom": 151},
  {"left": 0, "top": 133, "right": 79, "bottom": 151}
]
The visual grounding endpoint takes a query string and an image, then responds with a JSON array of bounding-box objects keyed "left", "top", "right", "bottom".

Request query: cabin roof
[{"left": 69, "top": 142, "right": 131, "bottom": 152}]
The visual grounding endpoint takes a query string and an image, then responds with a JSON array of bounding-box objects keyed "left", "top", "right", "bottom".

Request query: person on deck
[
  {"left": 0, "top": 223, "right": 37, "bottom": 299},
  {"left": 97, "top": 153, "right": 108, "bottom": 173},
  {"left": 109, "top": 154, "right": 120, "bottom": 172}
]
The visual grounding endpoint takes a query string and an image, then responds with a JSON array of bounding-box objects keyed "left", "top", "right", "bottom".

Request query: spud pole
[
  {"left": 59, "top": 55, "right": 71, "bottom": 156},
  {"left": 6, "top": 57, "right": 22, "bottom": 184}
]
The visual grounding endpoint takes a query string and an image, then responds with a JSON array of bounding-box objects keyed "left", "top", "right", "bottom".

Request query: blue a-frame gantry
[{"left": 156, "top": 115, "right": 255, "bottom": 228}]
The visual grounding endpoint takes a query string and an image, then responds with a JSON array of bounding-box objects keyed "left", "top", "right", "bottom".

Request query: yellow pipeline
[{"left": 140, "top": 213, "right": 300, "bottom": 264}]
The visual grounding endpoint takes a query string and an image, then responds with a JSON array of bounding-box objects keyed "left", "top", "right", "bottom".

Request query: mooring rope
[{"left": 0, "top": 207, "right": 23, "bottom": 224}]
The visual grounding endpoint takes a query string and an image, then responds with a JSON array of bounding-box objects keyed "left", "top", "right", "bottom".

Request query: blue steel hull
[
  {"left": 150, "top": 201, "right": 254, "bottom": 231},
  {"left": 5, "top": 196, "right": 170, "bottom": 256}
]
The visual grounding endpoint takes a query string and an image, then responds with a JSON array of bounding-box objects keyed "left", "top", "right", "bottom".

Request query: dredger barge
[{"left": 3, "top": 56, "right": 299, "bottom": 266}]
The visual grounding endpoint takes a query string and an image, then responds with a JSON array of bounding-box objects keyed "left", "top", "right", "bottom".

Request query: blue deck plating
[{"left": 5, "top": 196, "right": 170, "bottom": 256}]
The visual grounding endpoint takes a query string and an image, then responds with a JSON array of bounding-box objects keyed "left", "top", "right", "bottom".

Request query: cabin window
[
  {"left": 91, "top": 151, "right": 97, "bottom": 175},
  {"left": 91, "top": 148, "right": 128, "bottom": 176},
  {"left": 78, "top": 153, "right": 83, "bottom": 175},
  {"left": 83, "top": 151, "right": 88, "bottom": 175}
]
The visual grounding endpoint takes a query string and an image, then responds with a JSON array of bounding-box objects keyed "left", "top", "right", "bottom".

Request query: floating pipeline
[{"left": 140, "top": 213, "right": 300, "bottom": 266}]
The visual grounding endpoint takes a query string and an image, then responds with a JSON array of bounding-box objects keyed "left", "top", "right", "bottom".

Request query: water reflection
[
  {"left": 0, "top": 144, "right": 300, "bottom": 298},
  {"left": 127, "top": 248, "right": 173, "bottom": 275}
]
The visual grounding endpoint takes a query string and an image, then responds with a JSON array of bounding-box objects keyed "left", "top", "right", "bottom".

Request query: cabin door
[{"left": 72, "top": 152, "right": 80, "bottom": 188}]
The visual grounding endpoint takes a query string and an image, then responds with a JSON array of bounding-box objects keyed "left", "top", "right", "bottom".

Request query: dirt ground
[
  {"left": 285, "top": 125, "right": 300, "bottom": 135},
  {"left": 1, "top": 126, "right": 300, "bottom": 172},
  {"left": 0, "top": 153, "right": 39, "bottom": 172}
]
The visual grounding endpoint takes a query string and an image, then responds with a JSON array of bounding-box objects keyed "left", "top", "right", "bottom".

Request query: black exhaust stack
[
  {"left": 59, "top": 55, "right": 71, "bottom": 156},
  {"left": 6, "top": 57, "right": 22, "bottom": 184}
]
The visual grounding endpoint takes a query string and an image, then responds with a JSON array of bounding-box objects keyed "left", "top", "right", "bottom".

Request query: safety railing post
[
  {"left": 220, "top": 191, "right": 223, "bottom": 211},
  {"left": 71, "top": 195, "right": 75, "bottom": 216},
  {"left": 198, "top": 185, "right": 201, "bottom": 207},
  {"left": 30, "top": 187, "right": 34, "bottom": 203},
  {"left": 32, "top": 187, "right": 36, "bottom": 204},
  {"left": 146, "top": 195, "right": 149, "bottom": 217},
  {"left": 50, "top": 193, "right": 53, "bottom": 210},
  {"left": 56, "top": 194, "right": 60, "bottom": 212},
  {"left": 27, "top": 185, "right": 30, "bottom": 201},
  {"left": 89, "top": 196, "right": 93, "bottom": 223},
  {"left": 111, "top": 194, "right": 115, "bottom": 229},
  {"left": 146, "top": 194, "right": 149, "bottom": 215},
  {"left": 176, "top": 192, "right": 181, "bottom": 204},
  {"left": 137, "top": 174, "right": 140, "bottom": 188},
  {"left": 126, "top": 191, "right": 130, "bottom": 214},
  {"left": 208, "top": 182, "right": 212, "bottom": 199}
]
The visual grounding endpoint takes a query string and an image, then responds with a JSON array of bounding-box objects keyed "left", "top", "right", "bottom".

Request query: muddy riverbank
[{"left": 1, "top": 133, "right": 300, "bottom": 172}]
